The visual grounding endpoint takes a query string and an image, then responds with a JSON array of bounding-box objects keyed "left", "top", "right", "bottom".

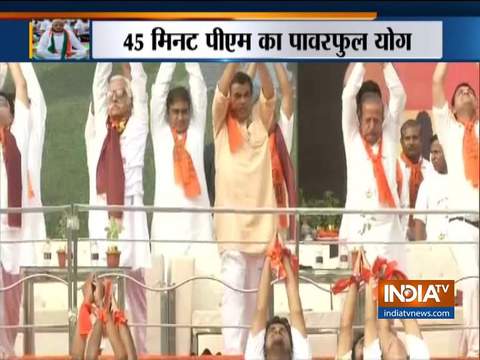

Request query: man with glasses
[{"left": 86, "top": 62, "right": 151, "bottom": 354}]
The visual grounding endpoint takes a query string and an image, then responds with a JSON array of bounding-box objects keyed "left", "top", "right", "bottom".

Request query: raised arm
[
  {"left": 385, "top": 63, "right": 406, "bottom": 122},
  {"left": 364, "top": 277, "right": 379, "bottom": 346},
  {"left": 342, "top": 63, "right": 365, "bottom": 144},
  {"left": 212, "top": 63, "right": 241, "bottom": 136},
  {"left": 8, "top": 63, "right": 29, "bottom": 107},
  {"left": 150, "top": 63, "right": 176, "bottom": 147},
  {"left": 92, "top": 62, "right": 112, "bottom": 135},
  {"left": 432, "top": 63, "right": 448, "bottom": 109},
  {"left": 0, "top": 63, "right": 7, "bottom": 89},
  {"left": 245, "top": 63, "right": 257, "bottom": 79},
  {"left": 186, "top": 63, "right": 207, "bottom": 133},
  {"left": 20, "top": 63, "right": 47, "bottom": 150},
  {"left": 283, "top": 256, "right": 307, "bottom": 337},
  {"left": 129, "top": 63, "right": 148, "bottom": 125},
  {"left": 274, "top": 63, "right": 294, "bottom": 120},
  {"left": 383, "top": 63, "right": 406, "bottom": 143},
  {"left": 336, "top": 252, "right": 362, "bottom": 356},
  {"left": 257, "top": 63, "right": 276, "bottom": 131},
  {"left": 250, "top": 257, "right": 272, "bottom": 336}
]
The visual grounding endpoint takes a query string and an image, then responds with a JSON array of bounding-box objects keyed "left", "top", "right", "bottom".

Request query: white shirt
[
  {"left": 149, "top": 63, "right": 213, "bottom": 255},
  {"left": 1, "top": 100, "right": 31, "bottom": 273},
  {"left": 432, "top": 103, "right": 479, "bottom": 220},
  {"left": 414, "top": 170, "right": 449, "bottom": 241},
  {"left": 363, "top": 338, "right": 382, "bottom": 360},
  {"left": 36, "top": 29, "right": 87, "bottom": 60},
  {"left": 245, "top": 327, "right": 312, "bottom": 360},
  {"left": 339, "top": 63, "right": 407, "bottom": 261},
  {"left": 405, "top": 334, "right": 430, "bottom": 360}
]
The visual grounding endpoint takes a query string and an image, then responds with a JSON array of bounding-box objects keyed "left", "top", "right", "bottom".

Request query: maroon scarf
[
  {"left": 1, "top": 127, "right": 22, "bottom": 227},
  {"left": 96, "top": 120, "right": 125, "bottom": 219},
  {"left": 272, "top": 124, "right": 297, "bottom": 241}
]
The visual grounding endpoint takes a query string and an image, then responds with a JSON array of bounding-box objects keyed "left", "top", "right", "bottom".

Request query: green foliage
[{"left": 299, "top": 189, "right": 341, "bottom": 230}]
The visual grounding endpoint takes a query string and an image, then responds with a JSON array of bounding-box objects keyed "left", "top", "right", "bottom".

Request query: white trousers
[
  {"left": 221, "top": 251, "right": 264, "bottom": 354},
  {"left": 0, "top": 265, "right": 22, "bottom": 357},
  {"left": 449, "top": 220, "right": 479, "bottom": 357}
]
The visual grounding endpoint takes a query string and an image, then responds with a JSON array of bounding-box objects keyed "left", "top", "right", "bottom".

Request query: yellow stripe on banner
[
  {"left": 1, "top": 12, "right": 377, "bottom": 20},
  {"left": 29, "top": 21, "right": 33, "bottom": 59}
]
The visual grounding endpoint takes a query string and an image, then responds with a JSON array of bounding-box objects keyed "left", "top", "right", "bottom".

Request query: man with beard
[
  {"left": 432, "top": 62, "right": 479, "bottom": 357},
  {"left": 397, "top": 119, "right": 434, "bottom": 240},
  {"left": 244, "top": 255, "right": 311, "bottom": 360},
  {"left": 36, "top": 19, "right": 87, "bottom": 60}
]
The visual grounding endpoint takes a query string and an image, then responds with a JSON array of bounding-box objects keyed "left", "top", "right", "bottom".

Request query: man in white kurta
[
  {"left": 36, "top": 19, "right": 87, "bottom": 60},
  {"left": 150, "top": 63, "right": 214, "bottom": 265},
  {"left": 150, "top": 63, "right": 218, "bottom": 354},
  {"left": 413, "top": 136, "right": 449, "bottom": 242},
  {"left": 87, "top": 62, "right": 151, "bottom": 354},
  {"left": 432, "top": 63, "right": 479, "bottom": 357},
  {"left": 0, "top": 63, "right": 31, "bottom": 356},
  {"left": 19, "top": 63, "right": 47, "bottom": 264},
  {"left": 397, "top": 119, "right": 434, "bottom": 240},
  {"left": 339, "top": 62, "right": 407, "bottom": 270}
]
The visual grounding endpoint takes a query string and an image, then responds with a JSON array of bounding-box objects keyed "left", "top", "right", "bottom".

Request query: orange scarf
[
  {"left": 362, "top": 138, "right": 396, "bottom": 208},
  {"left": 395, "top": 160, "right": 403, "bottom": 199},
  {"left": 457, "top": 117, "right": 479, "bottom": 189},
  {"left": 226, "top": 111, "right": 244, "bottom": 153},
  {"left": 400, "top": 153, "right": 423, "bottom": 208},
  {"left": 172, "top": 128, "right": 200, "bottom": 198},
  {"left": 269, "top": 132, "right": 288, "bottom": 229}
]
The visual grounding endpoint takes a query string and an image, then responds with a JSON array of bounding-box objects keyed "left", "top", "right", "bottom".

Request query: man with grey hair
[{"left": 86, "top": 63, "right": 151, "bottom": 354}]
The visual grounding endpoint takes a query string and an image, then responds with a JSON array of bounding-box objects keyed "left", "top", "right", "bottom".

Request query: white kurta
[
  {"left": 339, "top": 63, "right": 407, "bottom": 269},
  {"left": 20, "top": 63, "right": 47, "bottom": 264},
  {"left": 0, "top": 100, "right": 31, "bottom": 274},
  {"left": 432, "top": 103, "right": 479, "bottom": 218},
  {"left": 36, "top": 29, "right": 87, "bottom": 60},
  {"left": 413, "top": 170, "right": 449, "bottom": 241},
  {"left": 86, "top": 62, "right": 151, "bottom": 270},
  {"left": 150, "top": 63, "right": 214, "bottom": 262}
]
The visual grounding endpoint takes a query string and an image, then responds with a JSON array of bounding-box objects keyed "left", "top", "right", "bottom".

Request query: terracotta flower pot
[
  {"left": 57, "top": 250, "right": 67, "bottom": 268},
  {"left": 106, "top": 248, "right": 121, "bottom": 268}
]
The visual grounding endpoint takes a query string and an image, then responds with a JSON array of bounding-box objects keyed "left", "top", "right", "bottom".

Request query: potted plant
[
  {"left": 299, "top": 190, "right": 342, "bottom": 240},
  {"left": 57, "top": 243, "right": 67, "bottom": 268},
  {"left": 105, "top": 218, "right": 122, "bottom": 267},
  {"left": 315, "top": 191, "right": 342, "bottom": 239},
  {"left": 55, "top": 212, "right": 69, "bottom": 268}
]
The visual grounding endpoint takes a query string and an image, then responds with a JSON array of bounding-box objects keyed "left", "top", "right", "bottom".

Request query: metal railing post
[{"left": 67, "top": 204, "right": 80, "bottom": 353}]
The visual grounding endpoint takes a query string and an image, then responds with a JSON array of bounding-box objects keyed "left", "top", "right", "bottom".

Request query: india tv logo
[{"left": 378, "top": 280, "right": 455, "bottom": 319}]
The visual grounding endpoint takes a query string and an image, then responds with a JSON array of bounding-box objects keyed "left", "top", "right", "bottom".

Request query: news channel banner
[{"left": 0, "top": 9, "right": 476, "bottom": 61}]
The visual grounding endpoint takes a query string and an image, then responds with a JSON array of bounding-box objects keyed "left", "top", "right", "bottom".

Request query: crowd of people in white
[{"left": 0, "top": 61, "right": 478, "bottom": 359}]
